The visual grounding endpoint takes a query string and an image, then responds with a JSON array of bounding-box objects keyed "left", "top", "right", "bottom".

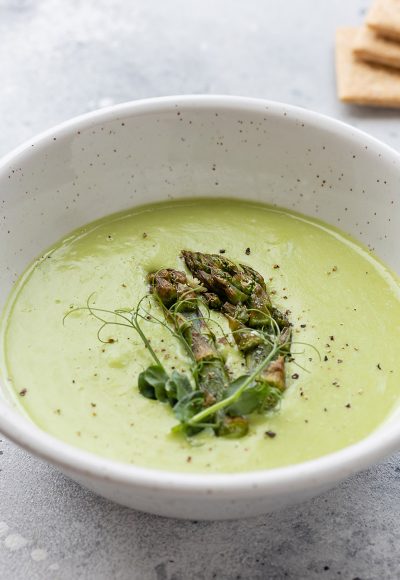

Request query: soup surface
[{"left": 2, "top": 199, "right": 400, "bottom": 473}]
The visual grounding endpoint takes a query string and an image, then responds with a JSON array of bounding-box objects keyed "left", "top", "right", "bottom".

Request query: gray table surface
[{"left": 1, "top": 0, "right": 400, "bottom": 578}]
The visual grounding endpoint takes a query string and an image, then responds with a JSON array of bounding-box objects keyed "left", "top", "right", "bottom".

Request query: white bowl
[{"left": 1, "top": 96, "right": 400, "bottom": 520}]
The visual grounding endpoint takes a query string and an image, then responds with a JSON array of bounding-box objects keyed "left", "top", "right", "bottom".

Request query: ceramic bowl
[{"left": 1, "top": 96, "right": 400, "bottom": 520}]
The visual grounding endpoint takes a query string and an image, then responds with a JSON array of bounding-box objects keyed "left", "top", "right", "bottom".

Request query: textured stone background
[{"left": 1, "top": 0, "right": 400, "bottom": 578}]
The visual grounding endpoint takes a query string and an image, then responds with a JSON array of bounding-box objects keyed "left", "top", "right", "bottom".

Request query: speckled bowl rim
[{"left": 1, "top": 95, "right": 400, "bottom": 496}]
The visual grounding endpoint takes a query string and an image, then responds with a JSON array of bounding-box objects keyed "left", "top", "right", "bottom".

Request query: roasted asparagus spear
[
  {"left": 149, "top": 268, "right": 251, "bottom": 435},
  {"left": 181, "top": 251, "right": 291, "bottom": 395},
  {"left": 148, "top": 268, "right": 229, "bottom": 404}
]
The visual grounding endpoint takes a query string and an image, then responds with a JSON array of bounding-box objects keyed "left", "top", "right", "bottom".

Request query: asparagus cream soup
[{"left": 2, "top": 198, "right": 400, "bottom": 473}]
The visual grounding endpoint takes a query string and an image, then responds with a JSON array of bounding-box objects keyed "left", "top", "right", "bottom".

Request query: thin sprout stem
[
  {"left": 150, "top": 295, "right": 200, "bottom": 363},
  {"left": 290, "top": 340, "right": 321, "bottom": 361},
  {"left": 198, "top": 313, "right": 229, "bottom": 341},
  {"left": 132, "top": 311, "right": 163, "bottom": 368},
  {"left": 88, "top": 307, "right": 133, "bottom": 326},
  {"left": 97, "top": 320, "right": 135, "bottom": 337},
  {"left": 195, "top": 300, "right": 231, "bottom": 341},
  {"left": 290, "top": 359, "right": 311, "bottom": 374},
  {"left": 64, "top": 305, "right": 132, "bottom": 327},
  {"left": 96, "top": 321, "right": 135, "bottom": 343},
  {"left": 230, "top": 327, "right": 277, "bottom": 349},
  {"left": 176, "top": 330, "right": 197, "bottom": 362}
]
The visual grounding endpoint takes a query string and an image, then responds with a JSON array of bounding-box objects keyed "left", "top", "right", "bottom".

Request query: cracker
[
  {"left": 353, "top": 25, "right": 400, "bottom": 69},
  {"left": 366, "top": 0, "right": 400, "bottom": 41},
  {"left": 336, "top": 27, "right": 400, "bottom": 108}
]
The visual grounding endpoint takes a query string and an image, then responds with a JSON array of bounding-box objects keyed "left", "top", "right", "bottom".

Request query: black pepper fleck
[{"left": 265, "top": 430, "right": 276, "bottom": 438}]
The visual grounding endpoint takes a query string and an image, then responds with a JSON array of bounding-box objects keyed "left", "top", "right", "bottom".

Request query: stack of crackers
[{"left": 336, "top": 0, "right": 400, "bottom": 108}]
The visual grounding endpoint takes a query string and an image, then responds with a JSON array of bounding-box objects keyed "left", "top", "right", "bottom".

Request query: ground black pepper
[{"left": 265, "top": 430, "right": 276, "bottom": 438}]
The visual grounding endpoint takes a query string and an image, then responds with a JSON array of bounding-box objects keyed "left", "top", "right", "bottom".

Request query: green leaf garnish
[
  {"left": 138, "top": 365, "right": 169, "bottom": 401},
  {"left": 166, "top": 371, "right": 193, "bottom": 403}
]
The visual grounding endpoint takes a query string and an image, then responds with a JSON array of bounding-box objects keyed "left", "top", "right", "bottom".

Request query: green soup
[{"left": 1, "top": 199, "right": 400, "bottom": 473}]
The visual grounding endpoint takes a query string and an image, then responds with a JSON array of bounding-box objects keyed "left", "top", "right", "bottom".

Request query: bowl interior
[{"left": 1, "top": 96, "right": 400, "bottom": 471}]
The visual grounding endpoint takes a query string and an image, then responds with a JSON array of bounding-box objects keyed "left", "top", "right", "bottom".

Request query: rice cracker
[
  {"left": 353, "top": 25, "right": 400, "bottom": 69},
  {"left": 336, "top": 27, "right": 400, "bottom": 108},
  {"left": 366, "top": 0, "right": 400, "bottom": 41}
]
